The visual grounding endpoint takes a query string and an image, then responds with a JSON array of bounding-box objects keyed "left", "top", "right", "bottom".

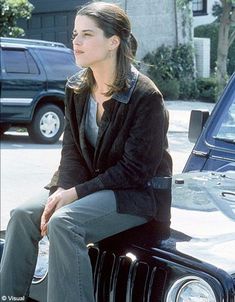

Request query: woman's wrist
[{"left": 67, "top": 187, "right": 78, "bottom": 201}]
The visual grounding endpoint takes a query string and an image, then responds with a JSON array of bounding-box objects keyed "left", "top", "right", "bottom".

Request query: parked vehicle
[
  {"left": 1, "top": 74, "right": 235, "bottom": 301},
  {"left": 184, "top": 72, "right": 235, "bottom": 172},
  {"left": 0, "top": 37, "right": 79, "bottom": 143}
]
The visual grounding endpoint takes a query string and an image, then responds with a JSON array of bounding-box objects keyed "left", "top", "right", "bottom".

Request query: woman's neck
[{"left": 91, "top": 60, "right": 116, "bottom": 97}]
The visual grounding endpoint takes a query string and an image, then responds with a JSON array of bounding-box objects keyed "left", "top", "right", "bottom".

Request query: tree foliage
[
  {"left": 0, "top": 0, "right": 34, "bottom": 37},
  {"left": 212, "top": 0, "right": 235, "bottom": 93}
]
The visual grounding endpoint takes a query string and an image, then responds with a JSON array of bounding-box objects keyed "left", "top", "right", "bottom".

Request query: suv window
[
  {"left": 38, "top": 49, "right": 76, "bottom": 79},
  {"left": 215, "top": 99, "right": 235, "bottom": 141},
  {"left": 2, "top": 49, "right": 39, "bottom": 74}
]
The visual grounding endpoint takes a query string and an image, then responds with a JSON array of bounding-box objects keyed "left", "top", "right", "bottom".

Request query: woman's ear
[{"left": 109, "top": 35, "right": 120, "bottom": 51}]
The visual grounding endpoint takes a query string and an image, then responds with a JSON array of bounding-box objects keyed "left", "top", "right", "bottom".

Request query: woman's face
[{"left": 72, "top": 15, "right": 117, "bottom": 68}]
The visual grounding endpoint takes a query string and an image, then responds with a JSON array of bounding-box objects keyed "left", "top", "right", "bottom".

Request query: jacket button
[{"left": 94, "top": 169, "right": 100, "bottom": 176}]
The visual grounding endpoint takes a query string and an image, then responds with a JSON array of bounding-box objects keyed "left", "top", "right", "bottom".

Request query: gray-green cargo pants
[{"left": 0, "top": 190, "right": 148, "bottom": 302}]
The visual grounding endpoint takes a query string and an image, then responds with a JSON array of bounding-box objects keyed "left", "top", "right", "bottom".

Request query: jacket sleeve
[{"left": 74, "top": 91, "right": 169, "bottom": 199}]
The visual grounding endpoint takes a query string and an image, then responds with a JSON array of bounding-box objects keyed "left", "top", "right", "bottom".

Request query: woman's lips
[{"left": 74, "top": 50, "right": 84, "bottom": 55}]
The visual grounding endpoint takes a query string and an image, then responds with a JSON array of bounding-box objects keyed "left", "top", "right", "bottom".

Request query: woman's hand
[{"left": 40, "top": 187, "right": 78, "bottom": 236}]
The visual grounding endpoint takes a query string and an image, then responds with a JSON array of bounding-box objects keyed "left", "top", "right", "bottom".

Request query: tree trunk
[{"left": 216, "top": 0, "right": 232, "bottom": 95}]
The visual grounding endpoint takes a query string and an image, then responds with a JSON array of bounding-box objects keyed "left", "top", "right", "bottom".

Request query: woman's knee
[
  {"left": 10, "top": 200, "right": 45, "bottom": 226},
  {"left": 48, "top": 209, "right": 85, "bottom": 238},
  {"left": 10, "top": 205, "right": 31, "bottom": 221}
]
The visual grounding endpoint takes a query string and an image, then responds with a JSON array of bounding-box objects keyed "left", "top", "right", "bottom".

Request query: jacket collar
[
  {"left": 68, "top": 65, "right": 139, "bottom": 104},
  {"left": 112, "top": 65, "right": 139, "bottom": 104}
]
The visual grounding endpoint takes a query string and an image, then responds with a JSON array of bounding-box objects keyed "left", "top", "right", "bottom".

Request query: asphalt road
[
  {"left": 0, "top": 100, "right": 214, "bottom": 230},
  {"left": 1, "top": 132, "right": 61, "bottom": 230}
]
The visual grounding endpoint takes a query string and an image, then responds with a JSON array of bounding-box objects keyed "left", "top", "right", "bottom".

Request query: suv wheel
[
  {"left": 0, "top": 124, "right": 11, "bottom": 136},
  {"left": 28, "top": 104, "right": 64, "bottom": 144}
]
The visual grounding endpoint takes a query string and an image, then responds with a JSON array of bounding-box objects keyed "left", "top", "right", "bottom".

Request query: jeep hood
[{"left": 170, "top": 171, "right": 235, "bottom": 275}]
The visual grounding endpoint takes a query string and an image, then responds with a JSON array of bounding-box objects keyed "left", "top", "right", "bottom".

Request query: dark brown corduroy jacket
[{"left": 46, "top": 66, "right": 172, "bottom": 222}]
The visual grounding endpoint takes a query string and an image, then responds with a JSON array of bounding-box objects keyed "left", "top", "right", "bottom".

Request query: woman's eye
[
  {"left": 71, "top": 32, "right": 78, "bottom": 41},
  {"left": 71, "top": 32, "right": 92, "bottom": 41}
]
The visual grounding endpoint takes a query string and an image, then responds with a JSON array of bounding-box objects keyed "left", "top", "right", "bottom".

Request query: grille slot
[
  {"left": 113, "top": 255, "right": 133, "bottom": 301},
  {"left": 148, "top": 266, "right": 168, "bottom": 302},
  {"left": 96, "top": 251, "right": 116, "bottom": 302},
  {"left": 130, "top": 261, "right": 149, "bottom": 302},
  {"left": 88, "top": 247, "right": 100, "bottom": 294}
]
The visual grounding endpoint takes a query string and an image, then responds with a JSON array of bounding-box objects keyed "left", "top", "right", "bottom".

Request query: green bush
[
  {"left": 156, "top": 79, "right": 180, "bottom": 100},
  {"left": 196, "top": 77, "right": 218, "bottom": 102},
  {"left": 179, "top": 78, "right": 199, "bottom": 99},
  {"left": 143, "top": 46, "right": 174, "bottom": 81},
  {"left": 194, "top": 22, "right": 235, "bottom": 75},
  {"left": 143, "top": 44, "right": 199, "bottom": 99}
]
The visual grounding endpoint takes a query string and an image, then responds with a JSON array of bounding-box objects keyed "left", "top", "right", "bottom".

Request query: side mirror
[{"left": 188, "top": 110, "right": 209, "bottom": 143}]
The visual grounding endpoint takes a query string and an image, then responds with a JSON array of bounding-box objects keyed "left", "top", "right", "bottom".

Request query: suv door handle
[{"left": 192, "top": 150, "right": 209, "bottom": 157}]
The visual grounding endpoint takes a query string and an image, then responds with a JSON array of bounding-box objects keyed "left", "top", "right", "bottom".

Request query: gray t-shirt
[{"left": 85, "top": 95, "right": 99, "bottom": 147}]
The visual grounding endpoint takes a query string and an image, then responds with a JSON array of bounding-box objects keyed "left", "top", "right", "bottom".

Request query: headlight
[{"left": 166, "top": 276, "right": 216, "bottom": 302}]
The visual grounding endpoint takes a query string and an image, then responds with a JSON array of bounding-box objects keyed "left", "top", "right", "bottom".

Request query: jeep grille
[{"left": 89, "top": 246, "right": 168, "bottom": 302}]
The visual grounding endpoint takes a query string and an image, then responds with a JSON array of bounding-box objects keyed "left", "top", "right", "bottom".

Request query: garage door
[{"left": 19, "top": 11, "right": 77, "bottom": 48}]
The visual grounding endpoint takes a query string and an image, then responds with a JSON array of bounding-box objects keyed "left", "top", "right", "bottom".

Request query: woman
[{"left": 0, "top": 2, "right": 172, "bottom": 301}]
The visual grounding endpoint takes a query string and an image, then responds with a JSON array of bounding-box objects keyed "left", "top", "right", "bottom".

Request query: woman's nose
[{"left": 73, "top": 35, "right": 82, "bottom": 45}]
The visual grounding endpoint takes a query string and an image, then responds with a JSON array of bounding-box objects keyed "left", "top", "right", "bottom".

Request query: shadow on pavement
[{"left": 1, "top": 132, "right": 62, "bottom": 150}]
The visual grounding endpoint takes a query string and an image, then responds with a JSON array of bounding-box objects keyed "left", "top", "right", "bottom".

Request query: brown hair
[{"left": 68, "top": 2, "right": 135, "bottom": 96}]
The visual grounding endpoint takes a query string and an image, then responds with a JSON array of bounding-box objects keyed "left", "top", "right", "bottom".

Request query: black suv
[{"left": 0, "top": 37, "right": 79, "bottom": 143}]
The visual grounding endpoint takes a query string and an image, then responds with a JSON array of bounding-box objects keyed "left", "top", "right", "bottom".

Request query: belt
[{"left": 147, "top": 176, "right": 172, "bottom": 190}]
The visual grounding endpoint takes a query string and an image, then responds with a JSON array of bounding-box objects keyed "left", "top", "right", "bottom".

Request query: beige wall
[{"left": 101, "top": 0, "right": 192, "bottom": 59}]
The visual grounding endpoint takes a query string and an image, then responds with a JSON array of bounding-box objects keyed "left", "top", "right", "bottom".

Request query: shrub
[
  {"left": 156, "top": 79, "right": 180, "bottom": 100},
  {"left": 179, "top": 78, "right": 199, "bottom": 99},
  {"left": 143, "top": 44, "right": 198, "bottom": 99},
  {"left": 196, "top": 77, "right": 218, "bottom": 102}
]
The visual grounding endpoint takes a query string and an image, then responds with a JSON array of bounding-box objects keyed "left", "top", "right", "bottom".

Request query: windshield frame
[{"left": 204, "top": 73, "right": 235, "bottom": 154}]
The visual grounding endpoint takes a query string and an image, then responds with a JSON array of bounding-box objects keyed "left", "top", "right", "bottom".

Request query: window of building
[{"left": 192, "top": 0, "right": 207, "bottom": 16}]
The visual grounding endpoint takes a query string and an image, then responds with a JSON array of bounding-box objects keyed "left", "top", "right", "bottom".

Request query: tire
[
  {"left": 28, "top": 104, "right": 64, "bottom": 144},
  {"left": 0, "top": 123, "right": 11, "bottom": 136}
]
